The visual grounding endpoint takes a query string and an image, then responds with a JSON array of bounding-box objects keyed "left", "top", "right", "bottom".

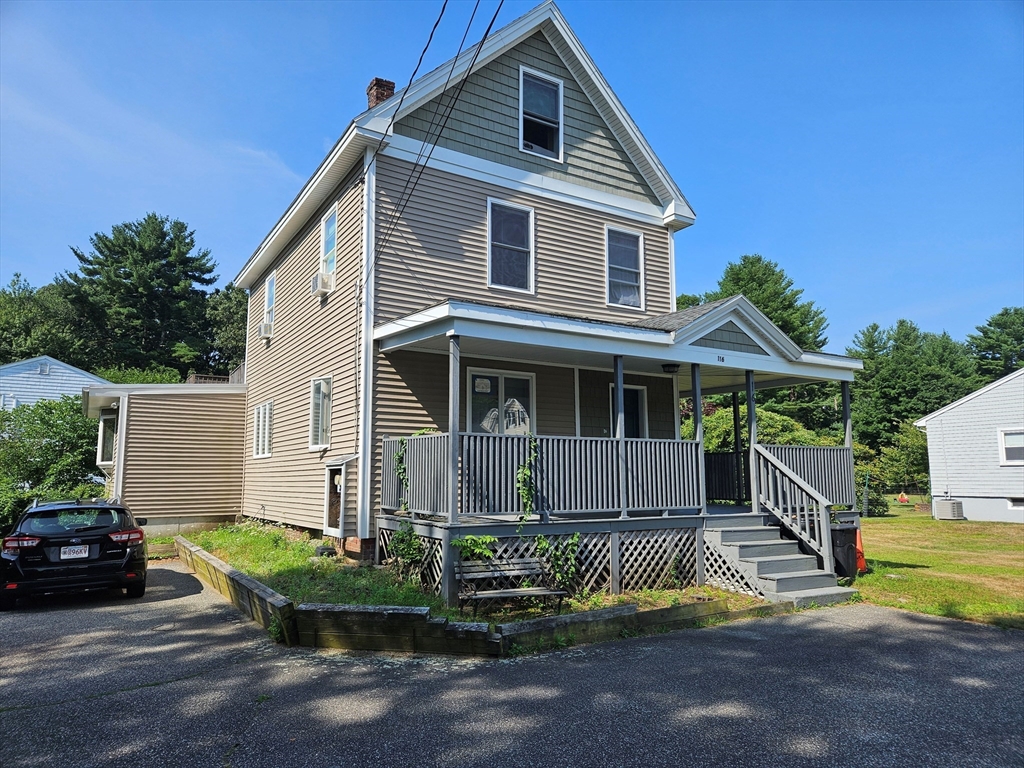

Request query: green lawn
[{"left": 858, "top": 504, "right": 1024, "bottom": 629}]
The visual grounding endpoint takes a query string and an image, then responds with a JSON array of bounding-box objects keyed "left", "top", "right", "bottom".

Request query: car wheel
[{"left": 126, "top": 580, "right": 146, "bottom": 599}]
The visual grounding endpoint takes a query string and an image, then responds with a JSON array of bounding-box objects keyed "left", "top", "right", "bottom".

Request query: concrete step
[
  {"left": 764, "top": 585, "right": 859, "bottom": 608},
  {"left": 717, "top": 527, "right": 781, "bottom": 543},
  {"left": 742, "top": 554, "right": 821, "bottom": 576},
  {"left": 760, "top": 570, "right": 839, "bottom": 592},
  {"left": 726, "top": 540, "right": 803, "bottom": 559}
]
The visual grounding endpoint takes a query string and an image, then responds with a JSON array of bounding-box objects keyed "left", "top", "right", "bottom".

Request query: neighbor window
[
  {"left": 309, "top": 377, "right": 332, "bottom": 450},
  {"left": 468, "top": 370, "right": 535, "bottom": 436},
  {"left": 520, "top": 68, "right": 562, "bottom": 160},
  {"left": 321, "top": 209, "right": 337, "bottom": 274},
  {"left": 264, "top": 272, "right": 276, "bottom": 325},
  {"left": 607, "top": 228, "right": 643, "bottom": 308},
  {"left": 609, "top": 385, "right": 648, "bottom": 438},
  {"left": 488, "top": 200, "right": 534, "bottom": 292},
  {"left": 97, "top": 414, "right": 117, "bottom": 465},
  {"left": 999, "top": 429, "right": 1024, "bottom": 465},
  {"left": 254, "top": 401, "right": 274, "bottom": 458}
]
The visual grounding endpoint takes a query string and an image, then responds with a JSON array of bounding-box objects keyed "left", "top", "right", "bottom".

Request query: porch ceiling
[{"left": 374, "top": 300, "right": 859, "bottom": 393}]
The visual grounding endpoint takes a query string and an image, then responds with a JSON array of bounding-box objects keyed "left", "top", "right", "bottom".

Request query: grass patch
[
  {"left": 146, "top": 534, "right": 176, "bottom": 546},
  {"left": 187, "top": 522, "right": 764, "bottom": 624},
  {"left": 858, "top": 504, "right": 1024, "bottom": 629}
]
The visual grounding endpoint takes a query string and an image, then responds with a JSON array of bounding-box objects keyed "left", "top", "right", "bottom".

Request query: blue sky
[{"left": 1, "top": 0, "right": 1021, "bottom": 354}]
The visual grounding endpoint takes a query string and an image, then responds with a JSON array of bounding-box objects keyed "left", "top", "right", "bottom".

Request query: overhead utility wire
[
  {"left": 367, "top": 0, "right": 505, "bottom": 284},
  {"left": 366, "top": 0, "right": 481, "bottom": 276}
]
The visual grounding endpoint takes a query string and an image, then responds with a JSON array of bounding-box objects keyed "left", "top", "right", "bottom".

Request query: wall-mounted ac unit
[
  {"left": 258, "top": 322, "right": 274, "bottom": 340},
  {"left": 934, "top": 499, "right": 964, "bottom": 520},
  {"left": 310, "top": 272, "right": 334, "bottom": 297}
]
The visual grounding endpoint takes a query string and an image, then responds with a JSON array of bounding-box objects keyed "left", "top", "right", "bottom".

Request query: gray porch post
[
  {"left": 732, "top": 391, "right": 744, "bottom": 502},
  {"left": 692, "top": 364, "right": 707, "bottom": 516},
  {"left": 842, "top": 380, "right": 852, "bottom": 448},
  {"left": 441, "top": 333, "right": 460, "bottom": 606},
  {"left": 614, "top": 355, "right": 627, "bottom": 520},
  {"left": 746, "top": 371, "right": 759, "bottom": 512}
]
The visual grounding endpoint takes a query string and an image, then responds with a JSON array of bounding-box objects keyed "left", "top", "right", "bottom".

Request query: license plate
[{"left": 60, "top": 545, "right": 89, "bottom": 560}]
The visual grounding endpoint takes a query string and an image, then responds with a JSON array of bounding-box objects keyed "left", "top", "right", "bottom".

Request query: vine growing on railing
[
  {"left": 393, "top": 428, "right": 438, "bottom": 513},
  {"left": 515, "top": 433, "right": 539, "bottom": 532}
]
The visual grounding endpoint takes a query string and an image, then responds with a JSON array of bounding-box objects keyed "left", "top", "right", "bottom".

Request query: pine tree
[{"left": 967, "top": 307, "right": 1024, "bottom": 381}]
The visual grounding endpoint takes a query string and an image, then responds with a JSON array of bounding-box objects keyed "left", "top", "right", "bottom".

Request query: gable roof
[
  {"left": 236, "top": 1, "right": 693, "bottom": 290},
  {"left": 0, "top": 355, "right": 109, "bottom": 384},
  {"left": 914, "top": 368, "right": 1024, "bottom": 427}
]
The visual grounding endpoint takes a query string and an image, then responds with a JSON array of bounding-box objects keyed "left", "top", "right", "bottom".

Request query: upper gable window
[
  {"left": 321, "top": 208, "right": 337, "bottom": 275},
  {"left": 520, "top": 68, "right": 563, "bottom": 162},
  {"left": 607, "top": 227, "right": 643, "bottom": 309},
  {"left": 488, "top": 200, "right": 534, "bottom": 293}
]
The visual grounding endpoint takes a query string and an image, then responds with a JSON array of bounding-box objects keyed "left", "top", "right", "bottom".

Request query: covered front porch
[{"left": 372, "top": 297, "right": 861, "bottom": 605}]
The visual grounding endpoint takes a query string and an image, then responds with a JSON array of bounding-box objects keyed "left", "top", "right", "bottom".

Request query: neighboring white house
[
  {"left": 915, "top": 368, "right": 1024, "bottom": 524},
  {"left": 0, "top": 356, "right": 110, "bottom": 410}
]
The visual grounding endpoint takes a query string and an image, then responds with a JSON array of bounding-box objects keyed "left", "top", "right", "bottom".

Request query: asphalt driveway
[{"left": 1, "top": 561, "right": 1021, "bottom": 768}]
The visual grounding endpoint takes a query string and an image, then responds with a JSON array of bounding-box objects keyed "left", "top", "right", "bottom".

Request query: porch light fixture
[{"left": 662, "top": 364, "right": 680, "bottom": 374}]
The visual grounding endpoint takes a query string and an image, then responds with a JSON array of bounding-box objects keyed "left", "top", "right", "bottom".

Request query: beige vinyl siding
[
  {"left": 120, "top": 393, "right": 245, "bottom": 520},
  {"left": 374, "top": 156, "right": 672, "bottom": 324},
  {"left": 243, "top": 165, "right": 365, "bottom": 535},
  {"left": 578, "top": 369, "right": 676, "bottom": 440},
  {"left": 395, "top": 31, "right": 658, "bottom": 205}
]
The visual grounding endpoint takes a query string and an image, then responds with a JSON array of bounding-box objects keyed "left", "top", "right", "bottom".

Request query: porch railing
[
  {"left": 704, "top": 452, "right": 750, "bottom": 502},
  {"left": 753, "top": 445, "right": 835, "bottom": 573},
  {"left": 761, "top": 445, "right": 855, "bottom": 507},
  {"left": 381, "top": 433, "right": 450, "bottom": 515}
]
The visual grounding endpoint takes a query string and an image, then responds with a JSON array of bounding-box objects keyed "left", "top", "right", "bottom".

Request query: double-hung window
[
  {"left": 321, "top": 209, "right": 337, "bottom": 275},
  {"left": 488, "top": 200, "right": 534, "bottom": 293},
  {"left": 520, "top": 67, "right": 562, "bottom": 161},
  {"left": 607, "top": 228, "right": 643, "bottom": 309},
  {"left": 309, "top": 377, "right": 332, "bottom": 450},
  {"left": 254, "top": 402, "right": 273, "bottom": 458},
  {"left": 264, "top": 272, "right": 276, "bottom": 326},
  {"left": 1000, "top": 429, "right": 1024, "bottom": 465}
]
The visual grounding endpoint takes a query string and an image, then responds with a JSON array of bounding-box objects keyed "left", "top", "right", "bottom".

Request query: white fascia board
[
  {"left": 382, "top": 134, "right": 665, "bottom": 227},
  {"left": 235, "top": 126, "right": 382, "bottom": 289},
  {"left": 798, "top": 351, "right": 863, "bottom": 371},
  {"left": 82, "top": 383, "right": 246, "bottom": 417},
  {"left": 915, "top": 367, "right": 1024, "bottom": 425},
  {"left": 671, "top": 296, "right": 804, "bottom": 361}
]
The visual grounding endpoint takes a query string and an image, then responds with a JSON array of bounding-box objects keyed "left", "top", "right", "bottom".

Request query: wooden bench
[{"left": 454, "top": 557, "right": 567, "bottom": 618}]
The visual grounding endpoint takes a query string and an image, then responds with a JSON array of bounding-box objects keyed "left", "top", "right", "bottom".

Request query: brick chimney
[{"left": 366, "top": 77, "right": 396, "bottom": 109}]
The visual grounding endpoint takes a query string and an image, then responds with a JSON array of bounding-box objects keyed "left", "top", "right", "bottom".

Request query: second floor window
[
  {"left": 321, "top": 209, "right": 337, "bottom": 274},
  {"left": 488, "top": 200, "right": 534, "bottom": 293},
  {"left": 264, "top": 272, "right": 276, "bottom": 325},
  {"left": 309, "top": 377, "right": 332, "bottom": 450},
  {"left": 521, "top": 68, "right": 562, "bottom": 160},
  {"left": 254, "top": 401, "right": 273, "bottom": 458},
  {"left": 607, "top": 228, "right": 643, "bottom": 309}
]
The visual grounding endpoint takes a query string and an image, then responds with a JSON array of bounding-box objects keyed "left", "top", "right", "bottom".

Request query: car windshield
[{"left": 23, "top": 508, "right": 126, "bottom": 534}]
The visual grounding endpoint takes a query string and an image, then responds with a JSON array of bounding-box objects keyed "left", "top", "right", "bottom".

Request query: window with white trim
[
  {"left": 607, "top": 228, "right": 643, "bottom": 309},
  {"left": 309, "top": 377, "right": 332, "bottom": 450},
  {"left": 321, "top": 209, "right": 337, "bottom": 275},
  {"left": 264, "top": 272, "right": 276, "bottom": 325},
  {"left": 468, "top": 370, "right": 535, "bottom": 436},
  {"left": 97, "top": 414, "right": 117, "bottom": 465},
  {"left": 488, "top": 200, "right": 534, "bottom": 293},
  {"left": 999, "top": 429, "right": 1024, "bottom": 465},
  {"left": 254, "top": 401, "right": 273, "bottom": 458},
  {"left": 520, "top": 68, "right": 562, "bottom": 160}
]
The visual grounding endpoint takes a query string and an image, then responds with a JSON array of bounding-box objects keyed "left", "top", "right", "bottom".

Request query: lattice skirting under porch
[
  {"left": 702, "top": 540, "right": 764, "bottom": 597},
  {"left": 378, "top": 528, "right": 444, "bottom": 595}
]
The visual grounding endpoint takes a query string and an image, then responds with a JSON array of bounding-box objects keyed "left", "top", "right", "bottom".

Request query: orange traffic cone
[{"left": 855, "top": 528, "right": 868, "bottom": 574}]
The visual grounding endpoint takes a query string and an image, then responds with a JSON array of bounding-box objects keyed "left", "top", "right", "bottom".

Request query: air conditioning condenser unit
[{"left": 934, "top": 499, "right": 964, "bottom": 520}]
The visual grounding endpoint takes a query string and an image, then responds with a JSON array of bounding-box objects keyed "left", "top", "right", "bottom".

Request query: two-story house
[{"left": 231, "top": 1, "right": 862, "bottom": 606}]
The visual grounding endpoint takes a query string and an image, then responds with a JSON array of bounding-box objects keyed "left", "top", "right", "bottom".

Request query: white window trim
[
  {"left": 605, "top": 224, "right": 646, "bottom": 312},
  {"left": 263, "top": 270, "right": 277, "bottom": 326},
  {"left": 253, "top": 401, "right": 273, "bottom": 458},
  {"left": 608, "top": 383, "right": 649, "bottom": 438},
  {"left": 486, "top": 198, "right": 536, "bottom": 295},
  {"left": 96, "top": 413, "right": 117, "bottom": 467},
  {"left": 466, "top": 367, "right": 538, "bottom": 435},
  {"left": 309, "top": 376, "right": 332, "bottom": 451},
  {"left": 519, "top": 65, "right": 564, "bottom": 164},
  {"left": 998, "top": 427, "right": 1024, "bottom": 466},
  {"left": 323, "top": 460, "right": 353, "bottom": 538},
  {"left": 319, "top": 204, "right": 338, "bottom": 280}
]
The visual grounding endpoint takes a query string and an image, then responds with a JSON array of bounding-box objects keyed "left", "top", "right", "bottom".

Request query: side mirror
[{"left": 136, "top": 518, "right": 148, "bottom": 527}]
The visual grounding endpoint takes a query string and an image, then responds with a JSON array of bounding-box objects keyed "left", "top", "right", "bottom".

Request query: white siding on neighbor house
[
  {"left": 0, "top": 357, "right": 108, "bottom": 409},
  {"left": 922, "top": 371, "right": 1024, "bottom": 516},
  {"left": 242, "top": 164, "right": 365, "bottom": 537}
]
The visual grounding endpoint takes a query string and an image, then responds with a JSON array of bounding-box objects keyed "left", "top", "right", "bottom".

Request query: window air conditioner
[
  {"left": 310, "top": 272, "right": 334, "bottom": 297},
  {"left": 258, "top": 322, "right": 274, "bottom": 340}
]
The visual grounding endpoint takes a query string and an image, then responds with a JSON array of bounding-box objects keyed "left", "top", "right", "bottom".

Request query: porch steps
[{"left": 705, "top": 514, "right": 857, "bottom": 607}]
